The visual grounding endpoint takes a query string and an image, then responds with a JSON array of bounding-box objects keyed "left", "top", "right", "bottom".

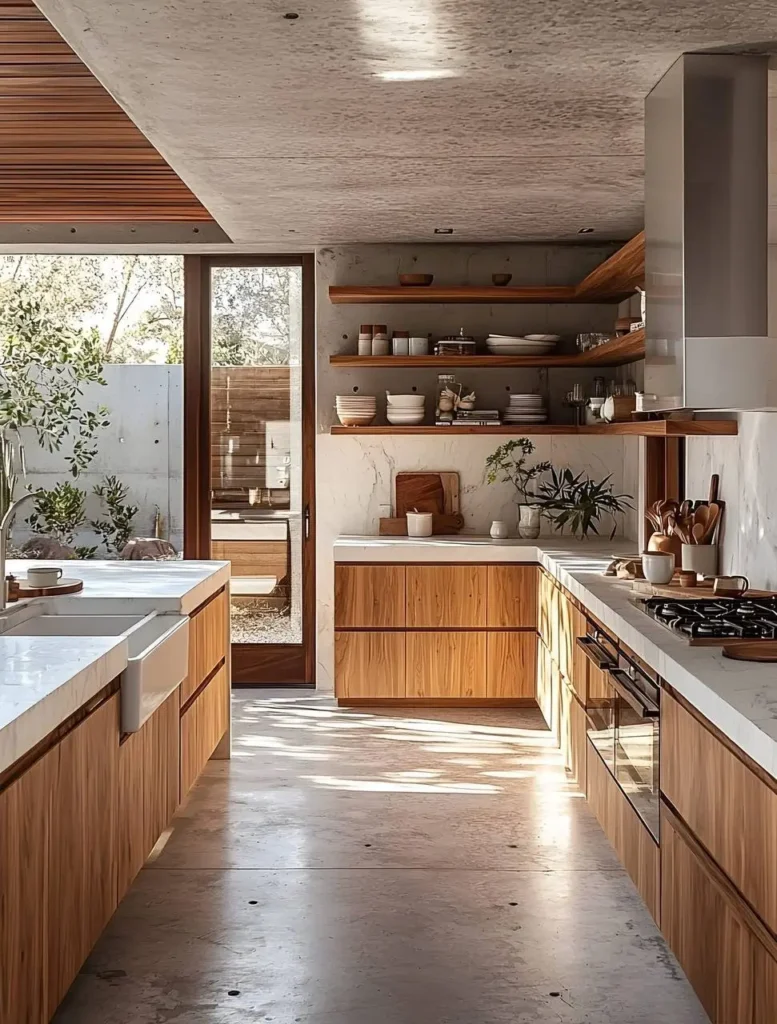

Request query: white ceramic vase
[
  {"left": 681, "top": 543, "right": 718, "bottom": 578},
  {"left": 517, "top": 504, "right": 541, "bottom": 539}
]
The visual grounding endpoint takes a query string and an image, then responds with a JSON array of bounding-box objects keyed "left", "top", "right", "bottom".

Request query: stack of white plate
[
  {"left": 486, "top": 334, "right": 559, "bottom": 356},
  {"left": 503, "top": 394, "right": 548, "bottom": 423},
  {"left": 386, "top": 393, "right": 425, "bottom": 426},
  {"left": 336, "top": 395, "right": 377, "bottom": 426}
]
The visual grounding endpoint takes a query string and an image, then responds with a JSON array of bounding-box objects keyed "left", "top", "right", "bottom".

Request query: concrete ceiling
[{"left": 30, "top": 0, "right": 777, "bottom": 247}]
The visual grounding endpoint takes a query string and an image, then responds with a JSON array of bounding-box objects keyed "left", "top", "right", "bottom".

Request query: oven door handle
[
  {"left": 608, "top": 668, "right": 660, "bottom": 719},
  {"left": 576, "top": 635, "right": 616, "bottom": 670}
]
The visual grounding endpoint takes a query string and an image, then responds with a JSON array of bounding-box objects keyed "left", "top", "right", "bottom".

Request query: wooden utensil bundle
[{"left": 671, "top": 500, "right": 721, "bottom": 545}]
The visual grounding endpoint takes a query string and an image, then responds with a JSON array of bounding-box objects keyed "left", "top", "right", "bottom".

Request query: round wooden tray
[
  {"left": 723, "top": 642, "right": 777, "bottom": 663},
  {"left": 16, "top": 577, "right": 84, "bottom": 598}
]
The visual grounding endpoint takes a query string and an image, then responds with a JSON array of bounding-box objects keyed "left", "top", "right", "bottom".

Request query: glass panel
[
  {"left": 615, "top": 700, "right": 660, "bottom": 839},
  {"left": 209, "top": 265, "right": 303, "bottom": 645}
]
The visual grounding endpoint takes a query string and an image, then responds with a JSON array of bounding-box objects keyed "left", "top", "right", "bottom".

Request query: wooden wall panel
[
  {"left": 0, "top": 0, "right": 212, "bottom": 221},
  {"left": 486, "top": 565, "right": 537, "bottom": 627},
  {"left": 662, "top": 690, "right": 777, "bottom": 935},
  {"left": 335, "top": 631, "right": 405, "bottom": 698},
  {"left": 210, "top": 539, "right": 288, "bottom": 581}
]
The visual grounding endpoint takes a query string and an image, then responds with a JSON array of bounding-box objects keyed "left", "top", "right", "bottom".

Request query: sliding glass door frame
[{"left": 183, "top": 253, "right": 316, "bottom": 686}]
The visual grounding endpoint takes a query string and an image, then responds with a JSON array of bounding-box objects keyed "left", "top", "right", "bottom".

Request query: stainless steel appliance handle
[
  {"left": 575, "top": 635, "right": 616, "bottom": 670},
  {"left": 608, "top": 668, "right": 659, "bottom": 718}
]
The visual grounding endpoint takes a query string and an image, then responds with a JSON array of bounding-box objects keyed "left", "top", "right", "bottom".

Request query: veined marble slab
[
  {"left": 334, "top": 535, "right": 777, "bottom": 780},
  {"left": 0, "top": 559, "right": 230, "bottom": 774},
  {"left": 0, "top": 634, "right": 127, "bottom": 775}
]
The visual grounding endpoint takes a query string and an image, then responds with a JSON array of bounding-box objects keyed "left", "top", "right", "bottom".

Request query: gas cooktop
[{"left": 644, "top": 596, "right": 777, "bottom": 644}]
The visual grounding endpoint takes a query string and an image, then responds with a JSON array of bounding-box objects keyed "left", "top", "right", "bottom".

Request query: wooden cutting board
[
  {"left": 632, "top": 579, "right": 774, "bottom": 600},
  {"left": 394, "top": 472, "right": 460, "bottom": 517},
  {"left": 379, "top": 513, "right": 465, "bottom": 536},
  {"left": 723, "top": 642, "right": 777, "bottom": 662}
]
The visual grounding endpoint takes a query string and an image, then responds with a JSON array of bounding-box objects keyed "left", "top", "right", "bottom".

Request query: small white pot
[
  {"left": 641, "top": 551, "right": 675, "bottom": 585},
  {"left": 681, "top": 544, "right": 718, "bottom": 578},
  {"left": 406, "top": 512, "right": 433, "bottom": 538},
  {"left": 490, "top": 520, "right": 509, "bottom": 540},
  {"left": 517, "top": 504, "right": 541, "bottom": 539}
]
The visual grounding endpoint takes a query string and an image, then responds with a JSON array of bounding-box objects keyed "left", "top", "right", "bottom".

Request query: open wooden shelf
[
  {"left": 330, "top": 329, "right": 645, "bottom": 369},
  {"left": 330, "top": 418, "right": 737, "bottom": 438},
  {"left": 329, "top": 233, "right": 645, "bottom": 305}
]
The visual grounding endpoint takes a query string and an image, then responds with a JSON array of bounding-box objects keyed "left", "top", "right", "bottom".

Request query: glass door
[{"left": 183, "top": 254, "right": 315, "bottom": 685}]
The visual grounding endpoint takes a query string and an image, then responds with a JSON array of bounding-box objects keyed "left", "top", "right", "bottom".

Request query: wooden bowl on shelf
[
  {"left": 491, "top": 273, "right": 512, "bottom": 286},
  {"left": 398, "top": 273, "right": 433, "bottom": 286}
]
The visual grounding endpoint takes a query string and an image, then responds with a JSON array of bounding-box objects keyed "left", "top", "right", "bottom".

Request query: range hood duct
[{"left": 644, "top": 54, "right": 777, "bottom": 411}]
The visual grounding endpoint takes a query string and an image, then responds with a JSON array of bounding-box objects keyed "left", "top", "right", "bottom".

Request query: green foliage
[
  {"left": 74, "top": 545, "right": 98, "bottom": 559},
  {"left": 91, "top": 474, "right": 138, "bottom": 555},
  {"left": 0, "top": 295, "right": 109, "bottom": 494},
  {"left": 485, "top": 438, "right": 552, "bottom": 505},
  {"left": 26, "top": 482, "right": 88, "bottom": 545},
  {"left": 537, "top": 468, "right": 633, "bottom": 540}
]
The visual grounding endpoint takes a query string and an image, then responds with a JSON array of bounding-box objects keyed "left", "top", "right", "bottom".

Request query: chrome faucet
[{"left": 0, "top": 493, "right": 35, "bottom": 611}]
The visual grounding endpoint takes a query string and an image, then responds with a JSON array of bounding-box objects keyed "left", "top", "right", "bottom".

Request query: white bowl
[
  {"left": 524, "top": 334, "right": 561, "bottom": 342},
  {"left": 386, "top": 394, "right": 425, "bottom": 408},
  {"left": 338, "top": 413, "right": 376, "bottom": 426},
  {"left": 387, "top": 415, "right": 425, "bottom": 425}
]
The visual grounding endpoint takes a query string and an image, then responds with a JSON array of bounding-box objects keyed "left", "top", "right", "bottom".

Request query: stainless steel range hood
[{"left": 644, "top": 54, "right": 777, "bottom": 411}]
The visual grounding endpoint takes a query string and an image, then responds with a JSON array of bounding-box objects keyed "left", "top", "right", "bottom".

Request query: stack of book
[{"left": 436, "top": 409, "right": 502, "bottom": 427}]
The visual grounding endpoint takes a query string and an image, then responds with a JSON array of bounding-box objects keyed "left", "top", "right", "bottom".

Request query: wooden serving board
[
  {"left": 723, "top": 642, "right": 777, "bottom": 662},
  {"left": 16, "top": 577, "right": 84, "bottom": 598},
  {"left": 394, "top": 471, "right": 460, "bottom": 517},
  {"left": 379, "top": 513, "right": 465, "bottom": 536}
]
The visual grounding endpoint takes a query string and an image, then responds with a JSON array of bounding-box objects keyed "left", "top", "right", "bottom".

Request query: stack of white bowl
[
  {"left": 503, "top": 393, "right": 548, "bottom": 423},
  {"left": 386, "top": 393, "right": 425, "bottom": 426},
  {"left": 486, "top": 334, "right": 559, "bottom": 356},
  {"left": 336, "top": 394, "right": 377, "bottom": 426}
]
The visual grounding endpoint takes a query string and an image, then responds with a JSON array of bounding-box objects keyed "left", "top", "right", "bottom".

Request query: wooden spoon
[
  {"left": 692, "top": 522, "right": 705, "bottom": 544},
  {"left": 703, "top": 502, "right": 721, "bottom": 544}
]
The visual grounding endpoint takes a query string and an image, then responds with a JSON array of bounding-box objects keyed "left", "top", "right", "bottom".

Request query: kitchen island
[
  {"left": 0, "top": 559, "right": 230, "bottom": 1024},
  {"left": 334, "top": 535, "right": 777, "bottom": 1022}
]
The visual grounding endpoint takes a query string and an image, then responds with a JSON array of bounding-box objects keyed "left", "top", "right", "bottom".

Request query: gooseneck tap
[{"left": 0, "top": 493, "right": 35, "bottom": 611}]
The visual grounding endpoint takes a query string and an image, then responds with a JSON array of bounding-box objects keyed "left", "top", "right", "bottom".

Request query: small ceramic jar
[
  {"left": 641, "top": 551, "right": 675, "bottom": 585},
  {"left": 490, "top": 520, "right": 509, "bottom": 540}
]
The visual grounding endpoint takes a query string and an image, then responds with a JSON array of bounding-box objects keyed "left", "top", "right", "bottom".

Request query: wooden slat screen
[{"left": 0, "top": 0, "right": 213, "bottom": 221}]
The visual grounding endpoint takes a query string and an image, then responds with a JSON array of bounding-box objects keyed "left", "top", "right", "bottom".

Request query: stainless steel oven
[{"left": 577, "top": 622, "right": 660, "bottom": 840}]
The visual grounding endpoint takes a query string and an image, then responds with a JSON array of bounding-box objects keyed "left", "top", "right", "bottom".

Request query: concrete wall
[
  {"left": 17, "top": 364, "right": 183, "bottom": 553},
  {"left": 315, "top": 242, "right": 641, "bottom": 690}
]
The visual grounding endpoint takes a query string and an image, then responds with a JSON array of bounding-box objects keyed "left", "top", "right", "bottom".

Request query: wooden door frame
[{"left": 183, "top": 253, "right": 316, "bottom": 686}]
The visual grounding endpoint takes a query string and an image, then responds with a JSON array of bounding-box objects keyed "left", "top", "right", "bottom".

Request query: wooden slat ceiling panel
[{"left": 0, "top": 0, "right": 213, "bottom": 222}]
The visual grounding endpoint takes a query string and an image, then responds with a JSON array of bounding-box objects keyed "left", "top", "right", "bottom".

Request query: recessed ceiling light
[
  {"left": 376, "top": 69, "right": 455, "bottom": 81},
  {"left": 577, "top": 226, "right": 595, "bottom": 234},
  {"left": 284, "top": 12, "right": 299, "bottom": 19},
  {"left": 434, "top": 227, "right": 454, "bottom": 235}
]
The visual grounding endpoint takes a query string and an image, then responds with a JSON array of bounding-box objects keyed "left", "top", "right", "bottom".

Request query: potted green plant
[
  {"left": 537, "top": 468, "right": 633, "bottom": 540},
  {"left": 485, "top": 438, "right": 552, "bottom": 538}
]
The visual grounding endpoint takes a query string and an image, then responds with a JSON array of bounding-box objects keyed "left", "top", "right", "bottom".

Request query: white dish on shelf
[
  {"left": 524, "top": 334, "right": 561, "bottom": 342},
  {"left": 386, "top": 394, "right": 425, "bottom": 409},
  {"left": 503, "top": 415, "right": 548, "bottom": 423},
  {"left": 337, "top": 413, "right": 376, "bottom": 426}
]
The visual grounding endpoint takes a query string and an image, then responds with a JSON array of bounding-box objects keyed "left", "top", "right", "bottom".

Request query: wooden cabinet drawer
[
  {"left": 662, "top": 690, "right": 777, "bottom": 935},
  {"left": 335, "top": 564, "right": 406, "bottom": 628},
  {"left": 560, "top": 681, "right": 588, "bottom": 792},
  {"left": 536, "top": 640, "right": 558, "bottom": 735},
  {"left": 754, "top": 941, "right": 777, "bottom": 1024},
  {"left": 587, "top": 739, "right": 659, "bottom": 922},
  {"left": 181, "top": 664, "right": 229, "bottom": 797},
  {"left": 182, "top": 589, "right": 228, "bottom": 704},
  {"left": 117, "top": 689, "right": 180, "bottom": 898},
  {"left": 486, "top": 632, "right": 536, "bottom": 698},
  {"left": 406, "top": 632, "right": 486, "bottom": 698},
  {"left": 335, "top": 631, "right": 405, "bottom": 698},
  {"left": 486, "top": 565, "right": 537, "bottom": 627},
  {"left": 538, "top": 571, "right": 556, "bottom": 650},
  {"left": 406, "top": 565, "right": 486, "bottom": 628}
]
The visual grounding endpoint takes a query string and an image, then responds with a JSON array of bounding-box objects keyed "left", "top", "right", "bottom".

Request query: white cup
[
  {"left": 26, "top": 566, "right": 64, "bottom": 588},
  {"left": 641, "top": 551, "right": 675, "bottom": 585},
  {"left": 681, "top": 544, "right": 718, "bottom": 578},
  {"left": 406, "top": 512, "right": 433, "bottom": 538},
  {"left": 490, "top": 520, "right": 509, "bottom": 539}
]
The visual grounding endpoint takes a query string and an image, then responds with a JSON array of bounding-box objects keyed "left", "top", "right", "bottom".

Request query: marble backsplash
[{"left": 685, "top": 412, "right": 777, "bottom": 588}]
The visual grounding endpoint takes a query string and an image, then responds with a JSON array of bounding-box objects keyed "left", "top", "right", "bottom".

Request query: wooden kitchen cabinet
[
  {"left": 406, "top": 631, "right": 487, "bottom": 698},
  {"left": 560, "top": 680, "right": 588, "bottom": 792},
  {"left": 486, "top": 565, "right": 537, "bottom": 628},
  {"left": 662, "top": 690, "right": 777, "bottom": 935},
  {"left": 406, "top": 565, "right": 487, "bottom": 628},
  {"left": 536, "top": 640, "right": 560, "bottom": 737},
  {"left": 486, "top": 631, "right": 536, "bottom": 698},
  {"left": 117, "top": 689, "right": 180, "bottom": 898},
  {"left": 0, "top": 753, "right": 49, "bottom": 1024},
  {"left": 335, "top": 631, "right": 405, "bottom": 698},
  {"left": 182, "top": 588, "right": 229, "bottom": 704},
  {"left": 181, "top": 664, "right": 229, "bottom": 797},
  {"left": 47, "top": 695, "right": 119, "bottom": 1019},
  {"left": 334, "top": 564, "right": 406, "bottom": 629},
  {"left": 754, "top": 941, "right": 777, "bottom": 1024},
  {"left": 587, "top": 739, "right": 659, "bottom": 922}
]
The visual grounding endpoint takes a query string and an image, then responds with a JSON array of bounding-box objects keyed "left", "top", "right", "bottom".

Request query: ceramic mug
[
  {"left": 26, "top": 566, "right": 63, "bottom": 588},
  {"left": 711, "top": 575, "right": 749, "bottom": 598},
  {"left": 641, "top": 551, "right": 675, "bottom": 585},
  {"left": 406, "top": 512, "right": 433, "bottom": 538}
]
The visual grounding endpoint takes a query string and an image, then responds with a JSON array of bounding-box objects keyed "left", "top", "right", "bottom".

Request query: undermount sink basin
[
  {"left": 1, "top": 608, "right": 190, "bottom": 734},
  {"left": 2, "top": 614, "right": 146, "bottom": 636}
]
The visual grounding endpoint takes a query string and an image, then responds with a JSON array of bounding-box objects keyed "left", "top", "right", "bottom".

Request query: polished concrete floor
[{"left": 55, "top": 691, "right": 707, "bottom": 1023}]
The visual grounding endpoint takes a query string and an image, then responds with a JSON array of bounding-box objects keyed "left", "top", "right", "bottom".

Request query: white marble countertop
[
  {"left": 0, "top": 559, "right": 229, "bottom": 775},
  {"left": 335, "top": 535, "right": 777, "bottom": 779}
]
